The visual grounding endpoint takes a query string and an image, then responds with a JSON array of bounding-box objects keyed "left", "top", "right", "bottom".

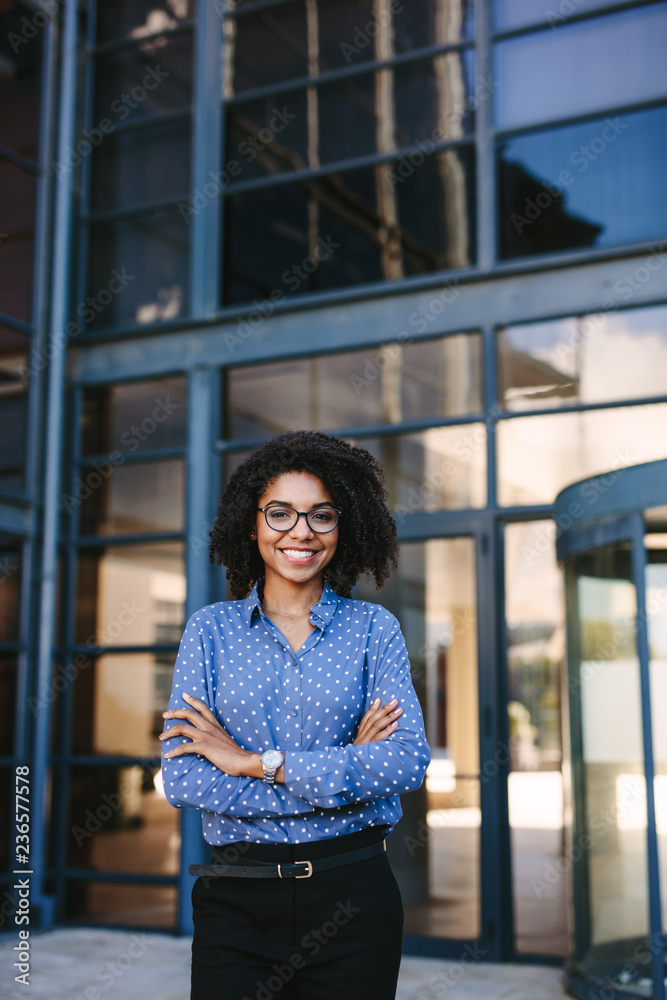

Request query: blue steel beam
[{"left": 30, "top": 0, "right": 80, "bottom": 929}]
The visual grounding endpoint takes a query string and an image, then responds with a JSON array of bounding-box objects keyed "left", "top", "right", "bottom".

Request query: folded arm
[
  {"left": 283, "top": 618, "right": 430, "bottom": 807},
  {"left": 161, "top": 617, "right": 315, "bottom": 818}
]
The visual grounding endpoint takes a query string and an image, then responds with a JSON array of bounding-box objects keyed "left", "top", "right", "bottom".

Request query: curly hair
[{"left": 209, "top": 430, "right": 398, "bottom": 599}]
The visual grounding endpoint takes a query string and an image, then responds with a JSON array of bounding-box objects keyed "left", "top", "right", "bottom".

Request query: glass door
[
  {"left": 566, "top": 539, "right": 652, "bottom": 979},
  {"left": 359, "top": 527, "right": 492, "bottom": 954}
]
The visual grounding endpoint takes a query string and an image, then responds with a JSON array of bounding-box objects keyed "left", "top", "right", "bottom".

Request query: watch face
[{"left": 262, "top": 750, "right": 283, "bottom": 768}]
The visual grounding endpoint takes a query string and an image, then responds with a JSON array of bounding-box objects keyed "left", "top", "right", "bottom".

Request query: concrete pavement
[{"left": 0, "top": 928, "right": 569, "bottom": 999}]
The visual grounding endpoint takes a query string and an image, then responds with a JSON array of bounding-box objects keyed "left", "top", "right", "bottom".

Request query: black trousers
[{"left": 191, "top": 827, "right": 404, "bottom": 1000}]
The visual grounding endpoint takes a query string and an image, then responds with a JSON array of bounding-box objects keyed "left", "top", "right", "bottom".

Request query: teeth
[{"left": 282, "top": 549, "right": 316, "bottom": 560}]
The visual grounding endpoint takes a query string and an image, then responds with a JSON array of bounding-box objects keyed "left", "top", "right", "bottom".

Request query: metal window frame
[{"left": 223, "top": 37, "right": 475, "bottom": 105}]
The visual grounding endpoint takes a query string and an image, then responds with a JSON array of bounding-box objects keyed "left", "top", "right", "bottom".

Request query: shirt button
[{"left": 291, "top": 708, "right": 298, "bottom": 717}]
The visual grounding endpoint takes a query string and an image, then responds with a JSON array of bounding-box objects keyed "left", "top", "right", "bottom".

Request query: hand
[
  {"left": 353, "top": 697, "right": 403, "bottom": 745},
  {"left": 160, "top": 694, "right": 258, "bottom": 777}
]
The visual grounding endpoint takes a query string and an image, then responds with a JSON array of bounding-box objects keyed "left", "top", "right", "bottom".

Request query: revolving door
[{"left": 555, "top": 460, "right": 667, "bottom": 1000}]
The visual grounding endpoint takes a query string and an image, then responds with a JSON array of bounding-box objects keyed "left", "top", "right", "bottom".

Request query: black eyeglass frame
[{"left": 256, "top": 504, "right": 342, "bottom": 534}]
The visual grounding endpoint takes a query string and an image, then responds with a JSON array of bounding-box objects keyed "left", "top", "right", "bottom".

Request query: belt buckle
[{"left": 278, "top": 860, "right": 313, "bottom": 879}]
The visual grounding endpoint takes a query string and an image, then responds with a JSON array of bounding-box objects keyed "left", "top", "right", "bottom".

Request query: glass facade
[{"left": 1, "top": 0, "right": 666, "bottom": 980}]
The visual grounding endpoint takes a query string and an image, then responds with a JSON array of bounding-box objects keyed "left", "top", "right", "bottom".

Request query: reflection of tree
[
  {"left": 581, "top": 619, "right": 636, "bottom": 661},
  {"left": 498, "top": 157, "right": 602, "bottom": 258}
]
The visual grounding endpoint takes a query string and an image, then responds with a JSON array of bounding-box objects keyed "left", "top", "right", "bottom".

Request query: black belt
[{"left": 189, "top": 838, "right": 386, "bottom": 879}]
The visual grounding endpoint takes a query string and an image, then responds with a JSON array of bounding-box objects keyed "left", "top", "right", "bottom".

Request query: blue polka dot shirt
[{"left": 161, "top": 580, "right": 430, "bottom": 845}]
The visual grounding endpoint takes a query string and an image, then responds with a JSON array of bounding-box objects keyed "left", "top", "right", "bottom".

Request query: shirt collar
[{"left": 241, "top": 579, "right": 339, "bottom": 629}]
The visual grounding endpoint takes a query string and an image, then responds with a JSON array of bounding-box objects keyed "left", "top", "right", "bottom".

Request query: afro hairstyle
[{"left": 209, "top": 430, "right": 398, "bottom": 599}]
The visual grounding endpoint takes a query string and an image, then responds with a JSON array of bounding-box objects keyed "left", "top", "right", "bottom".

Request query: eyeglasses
[{"left": 257, "top": 504, "right": 341, "bottom": 534}]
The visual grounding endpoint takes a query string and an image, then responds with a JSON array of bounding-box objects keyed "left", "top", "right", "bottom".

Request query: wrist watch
[{"left": 260, "top": 749, "right": 284, "bottom": 784}]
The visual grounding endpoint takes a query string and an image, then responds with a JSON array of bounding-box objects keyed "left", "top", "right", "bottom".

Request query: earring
[{"left": 250, "top": 532, "right": 256, "bottom": 540}]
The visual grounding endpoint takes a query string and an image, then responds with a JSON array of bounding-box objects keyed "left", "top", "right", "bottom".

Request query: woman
[{"left": 161, "top": 430, "right": 430, "bottom": 1000}]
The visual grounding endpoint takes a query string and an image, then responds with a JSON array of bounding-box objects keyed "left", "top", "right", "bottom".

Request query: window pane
[
  {"left": 393, "top": 0, "right": 475, "bottom": 50},
  {"left": 91, "top": 119, "right": 191, "bottom": 213},
  {"left": 568, "top": 545, "right": 649, "bottom": 975},
  {"left": 0, "top": 656, "right": 17, "bottom": 755},
  {"left": 225, "top": 425, "right": 486, "bottom": 511},
  {"left": 317, "top": 0, "right": 474, "bottom": 72},
  {"left": 226, "top": 335, "right": 482, "bottom": 438},
  {"left": 226, "top": 54, "right": 475, "bottom": 186},
  {"left": 359, "top": 537, "right": 480, "bottom": 939},
  {"left": 393, "top": 148, "right": 475, "bottom": 273},
  {"left": 0, "top": 392, "right": 28, "bottom": 491},
  {"left": 497, "top": 403, "right": 667, "bottom": 506},
  {"left": 87, "top": 211, "right": 189, "bottom": 329},
  {"left": 227, "top": 1, "right": 307, "bottom": 96},
  {"left": 494, "top": 4, "right": 667, "bottom": 131},
  {"left": 72, "top": 655, "right": 176, "bottom": 757},
  {"left": 82, "top": 378, "right": 187, "bottom": 456},
  {"left": 0, "top": 546, "right": 21, "bottom": 641},
  {"left": 505, "top": 522, "right": 567, "bottom": 956},
  {"left": 0, "top": 330, "right": 28, "bottom": 491},
  {"left": 393, "top": 52, "right": 476, "bottom": 144},
  {"left": 95, "top": 32, "right": 193, "bottom": 121},
  {"left": 65, "top": 881, "right": 177, "bottom": 929},
  {"left": 0, "top": 8, "right": 41, "bottom": 161},
  {"left": 498, "top": 106, "right": 667, "bottom": 259},
  {"left": 358, "top": 425, "right": 487, "bottom": 511},
  {"left": 79, "top": 459, "right": 185, "bottom": 537},
  {"left": 316, "top": 0, "right": 375, "bottom": 71},
  {"left": 0, "top": 161, "right": 37, "bottom": 322},
  {"left": 75, "top": 542, "right": 185, "bottom": 646},
  {"left": 223, "top": 149, "right": 474, "bottom": 303},
  {"left": 68, "top": 765, "right": 179, "bottom": 878},
  {"left": 0, "top": 770, "right": 9, "bottom": 870},
  {"left": 96, "top": 0, "right": 195, "bottom": 43},
  {"left": 225, "top": 90, "right": 309, "bottom": 184},
  {"left": 494, "top": 0, "right": 631, "bottom": 32},
  {"left": 498, "top": 305, "right": 667, "bottom": 411}
]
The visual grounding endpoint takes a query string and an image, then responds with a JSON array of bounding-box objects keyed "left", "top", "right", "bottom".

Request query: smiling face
[{"left": 255, "top": 471, "right": 339, "bottom": 593}]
